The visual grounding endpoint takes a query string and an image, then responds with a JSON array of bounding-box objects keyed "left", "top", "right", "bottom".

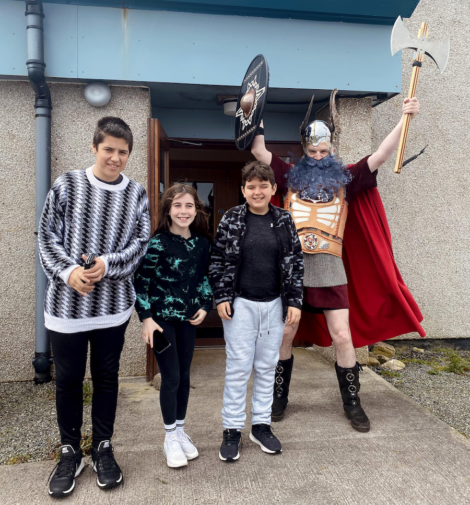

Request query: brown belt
[{"left": 298, "top": 229, "right": 343, "bottom": 258}]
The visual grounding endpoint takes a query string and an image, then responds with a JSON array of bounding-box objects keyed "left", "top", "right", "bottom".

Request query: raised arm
[
  {"left": 367, "top": 97, "right": 420, "bottom": 173},
  {"left": 250, "top": 120, "right": 273, "bottom": 165}
]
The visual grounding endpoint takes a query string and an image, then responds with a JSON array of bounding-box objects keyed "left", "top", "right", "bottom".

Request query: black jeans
[
  {"left": 50, "top": 319, "right": 129, "bottom": 450},
  {"left": 153, "top": 320, "right": 196, "bottom": 425}
]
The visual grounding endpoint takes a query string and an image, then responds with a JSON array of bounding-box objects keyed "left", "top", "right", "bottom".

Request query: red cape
[{"left": 295, "top": 187, "right": 426, "bottom": 348}]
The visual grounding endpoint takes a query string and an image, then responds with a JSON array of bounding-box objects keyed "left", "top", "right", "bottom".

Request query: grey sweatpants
[{"left": 222, "top": 296, "right": 285, "bottom": 429}]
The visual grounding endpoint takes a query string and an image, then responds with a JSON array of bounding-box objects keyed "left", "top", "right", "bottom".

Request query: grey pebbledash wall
[
  {"left": 372, "top": 0, "right": 470, "bottom": 341},
  {"left": 0, "top": 81, "right": 151, "bottom": 382}
]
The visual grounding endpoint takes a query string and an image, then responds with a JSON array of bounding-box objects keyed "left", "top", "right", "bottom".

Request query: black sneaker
[
  {"left": 92, "top": 441, "right": 123, "bottom": 489},
  {"left": 250, "top": 424, "right": 282, "bottom": 454},
  {"left": 219, "top": 429, "right": 242, "bottom": 462},
  {"left": 48, "top": 445, "right": 84, "bottom": 498}
]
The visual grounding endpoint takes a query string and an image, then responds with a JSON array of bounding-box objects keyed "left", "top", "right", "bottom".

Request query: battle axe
[{"left": 391, "top": 16, "right": 450, "bottom": 173}]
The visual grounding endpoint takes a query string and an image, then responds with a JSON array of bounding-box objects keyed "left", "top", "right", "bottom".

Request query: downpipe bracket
[{"left": 32, "top": 352, "right": 53, "bottom": 384}]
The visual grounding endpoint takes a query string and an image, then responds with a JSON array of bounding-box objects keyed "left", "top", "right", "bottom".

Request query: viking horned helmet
[{"left": 299, "top": 89, "right": 341, "bottom": 153}]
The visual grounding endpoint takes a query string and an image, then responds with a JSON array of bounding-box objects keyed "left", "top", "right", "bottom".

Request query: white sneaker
[
  {"left": 177, "top": 429, "right": 199, "bottom": 460},
  {"left": 163, "top": 433, "right": 188, "bottom": 468}
]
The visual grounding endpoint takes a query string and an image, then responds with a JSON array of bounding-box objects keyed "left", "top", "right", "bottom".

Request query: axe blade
[
  {"left": 391, "top": 17, "right": 415, "bottom": 57},
  {"left": 391, "top": 16, "right": 450, "bottom": 74},
  {"left": 425, "top": 38, "right": 450, "bottom": 74}
]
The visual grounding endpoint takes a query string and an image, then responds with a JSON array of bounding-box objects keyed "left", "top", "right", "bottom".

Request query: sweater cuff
[
  {"left": 137, "top": 309, "right": 153, "bottom": 322},
  {"left": 202, "top": 302, "right": 213, "bottom": 314},
  {"left": 59, "top": 264, "right": 80, "bottom": 285},
  {"left": 99, "top": 256, "right": 109, "bottom": 277}
]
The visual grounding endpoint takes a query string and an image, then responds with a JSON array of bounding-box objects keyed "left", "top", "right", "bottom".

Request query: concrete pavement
[{"left": 1, "top": 348, "right": 469, "bottom": 504}]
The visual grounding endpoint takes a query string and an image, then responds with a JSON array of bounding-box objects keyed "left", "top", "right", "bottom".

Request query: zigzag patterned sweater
[{"left": 38, "top": 167, "right": 151, "bottom": 333}]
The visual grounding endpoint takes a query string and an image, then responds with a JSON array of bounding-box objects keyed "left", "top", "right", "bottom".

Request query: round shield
[{"left": 234, "top": 54, "right": 269, "bottom": 151}]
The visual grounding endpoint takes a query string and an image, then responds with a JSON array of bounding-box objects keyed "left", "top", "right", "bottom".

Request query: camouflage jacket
[{"left": 208, "top": 203, "right": 304, "bottom": 321}]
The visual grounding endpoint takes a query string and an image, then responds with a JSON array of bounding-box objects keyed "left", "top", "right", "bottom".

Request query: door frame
[{"left": 146, "top": 118, "right": 169, "bottom": 381}]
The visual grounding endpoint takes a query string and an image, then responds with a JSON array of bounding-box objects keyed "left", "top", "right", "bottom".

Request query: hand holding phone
[
  {"left": 82, "top": 253, "right": 106, "bottom": 284},
  {"left": 141, "top": 318, "right": 166, "bottom": 350},
  {"left": 81, "top": 253, "right": 96, "bottom": 284},
  {"left": 153, "top": 329, "right": 171, "bottom": 354}
]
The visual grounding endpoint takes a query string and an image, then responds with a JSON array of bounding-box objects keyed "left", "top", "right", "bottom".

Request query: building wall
[
  {"left": 372, "top": 0, "right": 470, "bottom": 340},
  {"left": 0, "top": 81, "right": 150, "bottom": 382}
]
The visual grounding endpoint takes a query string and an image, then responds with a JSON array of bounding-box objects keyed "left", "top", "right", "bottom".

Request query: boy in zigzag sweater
[{"left": 38, "top": 117, "right": 150, "bottom": 498}]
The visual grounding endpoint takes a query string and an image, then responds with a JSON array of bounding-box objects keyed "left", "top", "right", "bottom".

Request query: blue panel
[
  {"left": 78, "top": 7, "right": 127, "bottom": 80},
  {"left": 153, "top": 107, "right": 303, "bottom": 141},
  {"left": 75, "top": 7, "right": 401, "bottom": 92},
  {"left": 0, "top": 1, "right": 27, "bottom": 76},
  {"left": 0, "top": 2, "right": 401, "bottom": 94},
  {"left": 44, "top": 4, "right": 78, "bottom": 77},
  {"left": 41, "top": 0, "right": 420, "bottom": 25}
]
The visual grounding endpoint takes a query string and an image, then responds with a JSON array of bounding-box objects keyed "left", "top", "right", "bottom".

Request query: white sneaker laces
[
  {"left": 167, "top": 432, "right": 182, "bottom": 450},
  {"left": 178, "top": 430, "right": 192, "bottom": 443}
]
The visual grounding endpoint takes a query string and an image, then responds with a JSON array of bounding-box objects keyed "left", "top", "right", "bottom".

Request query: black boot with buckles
[
  {"left": 272, "top": 355, "right": 294, "bottom": 422},
  {"left": 335, "top": 362, "right": 370, "bottom": 433}
]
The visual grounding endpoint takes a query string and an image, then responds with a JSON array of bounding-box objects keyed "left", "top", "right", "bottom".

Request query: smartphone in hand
[
  {"left": 81, "top": 253, "right": 97, "bottom": 284},
  {"left": 84, "top": 253, "right": 97, "bottom": 270},
  {"left": 153, "top": 329, "right": 171, "bottom": 354}
]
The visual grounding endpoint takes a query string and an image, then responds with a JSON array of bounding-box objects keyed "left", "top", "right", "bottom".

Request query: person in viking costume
[{"left": 251, "top": 91, "right": 425, "bottom": 431}]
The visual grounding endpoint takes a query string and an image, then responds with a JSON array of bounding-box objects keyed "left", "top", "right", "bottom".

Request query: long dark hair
[{"left": 154, "top": 183, "right": 211, "bottom": 241}]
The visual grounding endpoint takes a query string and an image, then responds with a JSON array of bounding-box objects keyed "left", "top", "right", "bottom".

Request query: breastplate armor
[{"left": 284, "top": 188, "right": 348, "bottom": 258}]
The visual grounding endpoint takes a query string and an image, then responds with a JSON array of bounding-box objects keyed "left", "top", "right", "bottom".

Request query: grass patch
[
  {"left": 401, "top": 358, "right": 428, "bottom": 365},
  {"left": 45, "top": 388, "right": 55, "bottom": 401},
  {"left": 7, "top": 454, "right": 31, "bottom": 465},
  {"left": 83, "top": 381, "right": 93, "bottom": 405},
  {"left": 80, "top": 433, "right": 93, "bottom": 456},
  {"left": 399, "top": 348, "right": 470, "bottom": 376},
  {"left": 381, "top": 370, "right": 402, "bottom": 378},
  {"left": 443, "top": 351, "right": 470, "bottom": 375}
]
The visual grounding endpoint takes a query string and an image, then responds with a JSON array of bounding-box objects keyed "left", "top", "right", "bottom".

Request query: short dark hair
[
  {"left": 241, "top": 161, "right": 275, "bottom": 187},
  {"left": 93, "top": 117, "right": 133, "bottom": 154}
]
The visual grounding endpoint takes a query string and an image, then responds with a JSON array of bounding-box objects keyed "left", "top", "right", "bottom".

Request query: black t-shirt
[{"left": 236, "top": 209, "right": 281, "bottom": 302}]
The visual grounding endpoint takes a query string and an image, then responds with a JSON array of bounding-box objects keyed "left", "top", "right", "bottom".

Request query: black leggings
[
  {"left": 50, "top": 319, "right": 129, "bottom": 450},
  {"left": 153, "top": 320, "right": 196, "bottom": 425}
]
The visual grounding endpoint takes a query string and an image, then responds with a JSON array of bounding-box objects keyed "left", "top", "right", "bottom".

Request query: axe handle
[{"left": 394, "top": 23, "right": 428, "bottom": 174}]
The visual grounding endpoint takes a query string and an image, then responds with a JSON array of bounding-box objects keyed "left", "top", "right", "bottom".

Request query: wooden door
[{"left": 146, "top": 119, "right": 169, "bottom": 381}]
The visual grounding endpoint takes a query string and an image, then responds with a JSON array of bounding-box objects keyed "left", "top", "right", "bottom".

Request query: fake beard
[{"left": 286, "top": 155, "right": 352, "bottom": 203}]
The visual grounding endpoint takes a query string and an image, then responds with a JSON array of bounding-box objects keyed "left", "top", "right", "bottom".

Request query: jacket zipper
[{"left": 273, "top": 212, "right": 288, "bottom": 319}]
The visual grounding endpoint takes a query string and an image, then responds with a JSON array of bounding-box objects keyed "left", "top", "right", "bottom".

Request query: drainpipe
[{"left": 25, "top": 0, "right": 53, "bottom": 384}]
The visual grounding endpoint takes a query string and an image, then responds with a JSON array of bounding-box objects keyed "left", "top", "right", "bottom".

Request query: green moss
[
  {"left": 7, "top": 454, "right": 31, "bottom": 465},
  {"left": 381, "top": 370, "right": 402, "bottom": 378},
  {"left": 401, "top": 358, "right": 427, "bottom": 365},
  {"left": 83, "top": 381, "right": 93, "bottom": 405},
  {"left": 45, "top": 388, "right": 55, "bottom": 401},
  {"left": 443, "top": 351, "right": 470, "bottom": 375},
  {"left": 80, "top": 433, "right": 93, "bottom": 455}
]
